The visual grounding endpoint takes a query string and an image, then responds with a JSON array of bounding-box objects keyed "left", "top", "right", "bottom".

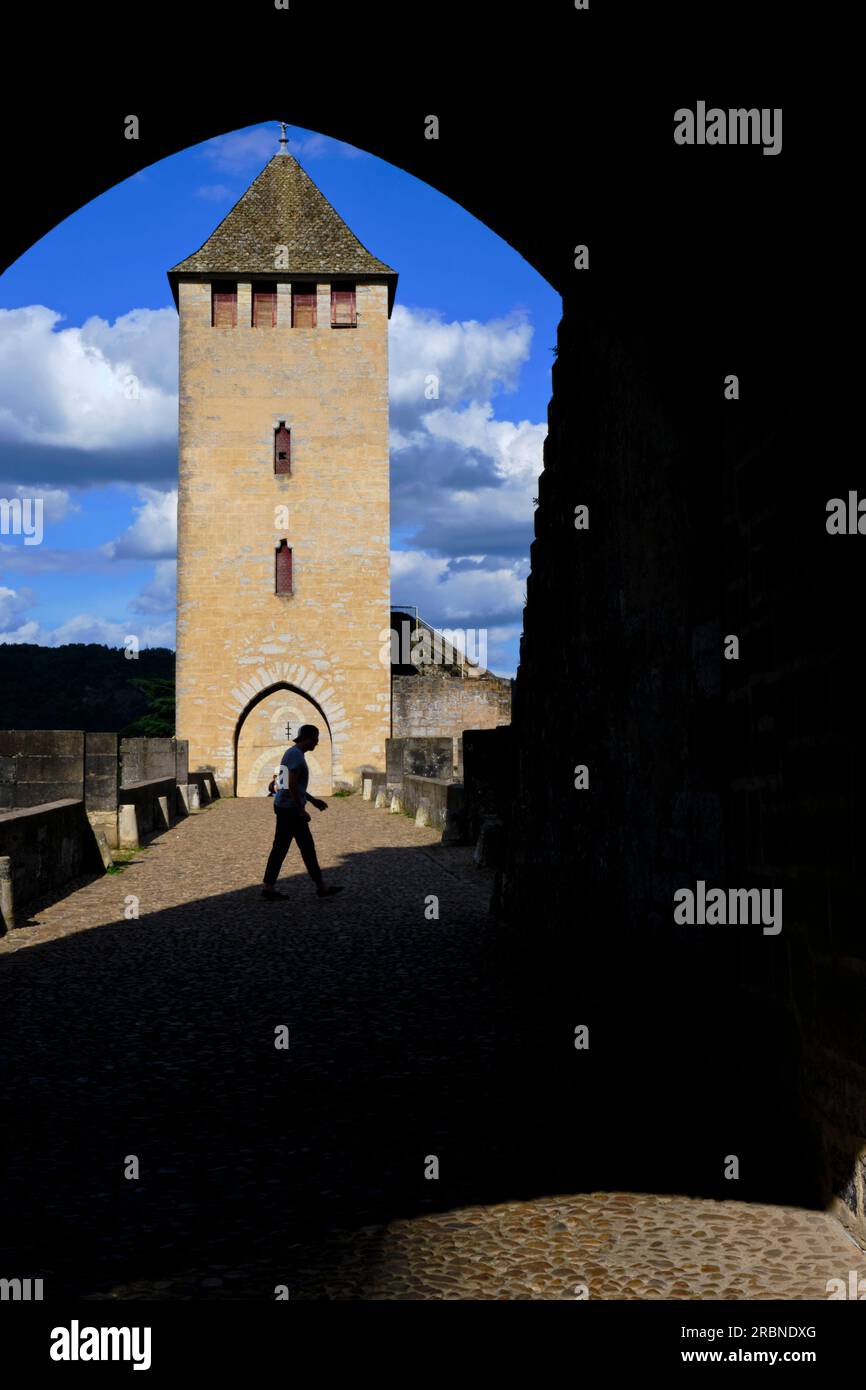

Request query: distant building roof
[{"left": 167, "top": 152, "right": 397, "bottom": 313}]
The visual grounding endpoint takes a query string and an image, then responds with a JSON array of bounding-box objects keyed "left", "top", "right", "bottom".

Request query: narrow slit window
[
  {"left": 212, "top": 282, "right": 238, "bottom": 327},
  {"left": 292, "top": 285, "right": 317, "bottom": 328},
  {"left": 276, "top": 540, "right": 293, "bottom": 595},
  {"left": 252, "top": 281, "right": 277, "bottom": 327},
  {"left": 274, "top": 423, "right": 291, "bottom": 475},
  {"left": 330, "top": 284, "right": 357, "bottom": 327}
]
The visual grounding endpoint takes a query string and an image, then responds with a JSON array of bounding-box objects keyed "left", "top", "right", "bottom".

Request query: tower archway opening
[{"left": 234, "top": 682, "right": 333, "bottom": 798}]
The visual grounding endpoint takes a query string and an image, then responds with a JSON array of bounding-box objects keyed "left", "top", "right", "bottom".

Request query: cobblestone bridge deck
[{"left": 1, "top": 796, "right": 862, "bottom": 1300}]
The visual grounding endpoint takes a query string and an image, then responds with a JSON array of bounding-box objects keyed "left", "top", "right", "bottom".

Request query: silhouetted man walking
[{"left": 262, "top": 724, "right": 342, "bottom": 900}]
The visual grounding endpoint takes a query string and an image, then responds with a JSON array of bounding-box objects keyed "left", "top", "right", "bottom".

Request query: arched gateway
[{"left": 235, "top": 682, "right": 333, "bottom": 798}]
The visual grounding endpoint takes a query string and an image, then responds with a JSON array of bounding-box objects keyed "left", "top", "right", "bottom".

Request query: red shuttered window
[
  {"left": 253, "top": 282, "right": 277, "bottom": 327},
  {"left": 274, "top": 423, "right": 291, "bottom": 475},
  {"left": 276, "top": 541, "right": 293, "bottom": 595},
  {"left": 212, "top": 282, "right": 238, "bottom": 327},
  {"left": 331, "top": 285, "right": 357, "bottom": 327},
  {"left": 292, "top": 285, "right": 317, "bottom": 327}
]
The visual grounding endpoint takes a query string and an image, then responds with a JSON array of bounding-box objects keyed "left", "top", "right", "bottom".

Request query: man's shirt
[{"left": 274, "top": 744, "right": 309, "bottom": 809}]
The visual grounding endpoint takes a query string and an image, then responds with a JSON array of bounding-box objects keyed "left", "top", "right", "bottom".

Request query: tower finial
[{"left": 278, "top": 122, "right": 289, "bottom": 156}]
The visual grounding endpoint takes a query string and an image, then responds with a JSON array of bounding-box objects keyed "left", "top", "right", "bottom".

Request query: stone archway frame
[{"left": 221, "top": 664, "right": 351, "bottom": 796}]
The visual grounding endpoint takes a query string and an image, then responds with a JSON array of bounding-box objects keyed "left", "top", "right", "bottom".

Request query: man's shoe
[
  {"left": 316, "top": 885, "right": 344, "bottom": 898},
  {"left": 261, "top": 887, "right": 288, "bottom": 900}
]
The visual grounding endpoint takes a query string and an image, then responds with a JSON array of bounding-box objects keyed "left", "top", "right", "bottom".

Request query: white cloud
[
  {"left": 0, "top": 619, "right": 41, "bottom": 644},
  {"left": 422, "top": 400, "right": 546, "bottom": 486},
  {"left": 78, "top": 308, "right": 178, "bottom": 396},
  {"left": 0, "top": 608, "right": 174, "bottom": 648},
  {"left": 389, "top": 304, "right": 532, "bottom": 419},
  {"left": 0, "top": 483, "right": 77, "bottom": 524},
  {"left": 130, "top": 559, "right": 177, "bottom": 614},
  {"left": 390, "top": 550, "right": 526, "bottom": 624},
  {"left": 388, "top": 307, "right": 545, "bottom": 560},
  {"left": 47, "top": 613, "right": 174, "bottom": 648},
  {"left": 384, "top": 305, "right": 545, "bottom": 668},
  {"left": 0, "top": 567, "right": 175, "bottom": 648},
  {"left": 101, "top": 488, "right": 177, "bottom": 560},
  {"left": 0, "top": 584, "right": 36, "bottom": 630},
  {"left": 0, "top": 305, "right": 178, "bottom": 451}
]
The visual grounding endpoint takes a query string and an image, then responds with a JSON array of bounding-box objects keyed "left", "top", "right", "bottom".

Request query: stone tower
[{"left": 168, "top": 145, "right": 397, "bottom": 796}]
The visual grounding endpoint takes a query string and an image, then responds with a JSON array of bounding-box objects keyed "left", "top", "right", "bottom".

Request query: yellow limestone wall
[{"left": 176, "top": 278, "right": 391, "bottom": 794}]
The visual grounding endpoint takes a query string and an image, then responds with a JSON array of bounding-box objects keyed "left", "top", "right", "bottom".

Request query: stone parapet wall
[
  {"left": 386, "top": 736, "right": 454, "bottom": 785},
  {"left": 392, "top": 672, "right": 511, "bottom": 742},
  {"left": 119, "top": 777, "right": 181, "bottom": 840},
  {"left": 0, "top": 730, "right": 86, "bottom": 811},
  {"left": 120, "top": 737, "right": 186, "bottom": 788},
  {"left": 0, "top": 799, "right": 105, "bottom": 925},
  {"left": 0, "top": 733, "right": 195, "bottom": 880}
]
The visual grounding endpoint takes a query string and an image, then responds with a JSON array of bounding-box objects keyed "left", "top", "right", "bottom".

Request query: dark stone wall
[
  {"left": 0, "top": 799, "right": 105, "bottom": 916},
  {"left": 720, "top": 403, "right": 865, "bottom": 1239},
  {"left": 0, "top": 731, "right": 85, "bottom": 811},
  {"left": 463, "top": 727, "right": 513, "bottom": 846},
  {"left": 498, "top": 284, "right": 862, "bottom": 1233}
]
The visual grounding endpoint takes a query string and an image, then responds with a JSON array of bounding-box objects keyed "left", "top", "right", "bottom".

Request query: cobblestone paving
[
  {"left": 1, "top": 796, "right": 863, "bottom": 1301},
  {"left": 93, "top": 1192, "right": 866, "bottom": 1301}
]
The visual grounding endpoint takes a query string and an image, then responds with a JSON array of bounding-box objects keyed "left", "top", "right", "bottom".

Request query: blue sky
[{"left": 0, "top": 122, "right": 560, "bottom": 674}]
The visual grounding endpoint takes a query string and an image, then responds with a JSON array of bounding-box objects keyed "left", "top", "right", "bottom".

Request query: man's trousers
[{"left": 264, "top": 805, "right": 323, "bottom": 886}]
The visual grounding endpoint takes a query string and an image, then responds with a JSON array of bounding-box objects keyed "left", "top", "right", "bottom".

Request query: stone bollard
[
  {"left": 157, "top": 795, "right": 170, "bottom": 830},
  {"left": 415, "top": 798, "right": 432, "bottom": 828},
  {"left": 118, "top": 803, "right": 139, "bottom": 850},
  {"left": 176, "top": 783, "right": 191, "bottom": 816},
  {"left": 389, "top": 794, "right": 402, "bottom": 814},
  {"left": 91, "top": 825, "right": 114, "bottom": 871},
  {"left": 197, "top": 778, "right": 211, "bottom": 805},
  {"left": 0, "top": 856, "right": 14, "bottom": 932},
  {"left": 362, "top": 777, "right": 373, "bottom": 802},
  {"left": 374, "top": 788, "right": 388, "bottom": 809},
  {"left": 188, "top": 783, "right": 201, "bottom": 811}
]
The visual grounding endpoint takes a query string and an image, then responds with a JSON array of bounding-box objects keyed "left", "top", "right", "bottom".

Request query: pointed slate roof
[{"left": 167, "top": 153, "right": 397, "bottom": 313}]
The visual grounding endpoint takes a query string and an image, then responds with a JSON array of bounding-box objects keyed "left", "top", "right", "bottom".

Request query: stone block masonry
[
  {"left": 120, "top": 737, "right": 181, "bottom": 787},
  {"left": 0, "top": 730, "right": 85, "bottom": 811},
  {"left": 175, "top": 276, "right": 391, "bottom": 796},
  {"left": 392, "top": 671, "right": 511, "bottom": 742}
]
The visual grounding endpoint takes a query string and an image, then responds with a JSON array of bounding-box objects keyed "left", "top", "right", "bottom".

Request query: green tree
[{"left": 121, "top": 678, "right": 176, "bottom": 737}]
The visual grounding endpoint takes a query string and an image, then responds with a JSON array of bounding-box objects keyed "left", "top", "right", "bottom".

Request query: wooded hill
[{"left": 0, "top": 644, "right": 175, "bottom": 733}]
